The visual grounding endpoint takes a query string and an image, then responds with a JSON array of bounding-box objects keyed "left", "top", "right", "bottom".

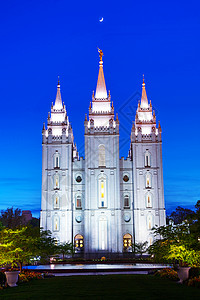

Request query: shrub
[
  {"left": 0, "top": 272, "right": 6, "bottom": 286},
  {"left": 18, "top": 271, "right": 43, "bottom": 283},
  {"left": 154, "top": 268, "right": 178, "bottom": 281},
  {"left": 188, "top": 276, "right": 200, "bottom": 288},
  {"left": 189, "top": 267, "right": 200, "bottom": 278}
]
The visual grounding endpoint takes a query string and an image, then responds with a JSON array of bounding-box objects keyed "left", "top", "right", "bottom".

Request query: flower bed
[
  {"left": 154, "top": 268, "right": 178, "bottom": 281},
  {"left": 18, "top": 271, "right": 43, "bottom": 283},
  {"left": 188, "top": 276, "right": 200, "bottom": 288}
]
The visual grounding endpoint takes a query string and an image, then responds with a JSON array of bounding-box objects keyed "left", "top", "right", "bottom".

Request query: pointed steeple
[
  {"left": 140, "top": 75, "right": 148, "bottom": 109},
  {"left": 54, "top": 76, "right": 63, "bottom": 110},
  {"left": 95, "top": 48, "right": 107, "bottom": 99}
]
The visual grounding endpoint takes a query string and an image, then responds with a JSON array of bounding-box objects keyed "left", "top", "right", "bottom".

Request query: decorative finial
[
  {"left": 142, "top": 74, "right": 145, "bottom": 87},
  {"left": 89, "top": 101, "right": 91, "bottom": 109},
  {"left": 57, "top": 76, "right": 60, "bottom": 87},
  {"left": 85, "top": 114, "right": 87, "bottom": 121},
  {"left": 111, "top": 101, "right": 114, "bottom": 109},
  {"left": 97, "top": 48, "right": 104, "bottom": 61},
  {"left": 42, "top": 122, "right": 45, "bottom": 131}
]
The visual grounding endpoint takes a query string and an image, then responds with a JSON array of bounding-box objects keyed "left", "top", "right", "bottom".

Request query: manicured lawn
[{"left": 0, "top": 275, "right": 199, "bottom": 299}]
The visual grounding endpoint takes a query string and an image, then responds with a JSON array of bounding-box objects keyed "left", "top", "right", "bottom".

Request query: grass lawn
[{"left": 0, "top": 274, "right": 199, "bottom": 300}]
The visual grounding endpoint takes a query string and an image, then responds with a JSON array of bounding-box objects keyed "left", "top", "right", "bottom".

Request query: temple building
[{"left": 40, "top": 50, "right": 166, "bottom": 257}]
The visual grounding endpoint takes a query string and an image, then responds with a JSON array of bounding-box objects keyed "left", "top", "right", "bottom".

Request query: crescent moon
[{"left": 99, "top": 17, "right": 104, "bottom": 22}]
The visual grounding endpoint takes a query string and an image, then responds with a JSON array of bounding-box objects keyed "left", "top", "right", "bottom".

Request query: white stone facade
[{"left": 40, "top": 55, "right": 166, "bottom": 256}]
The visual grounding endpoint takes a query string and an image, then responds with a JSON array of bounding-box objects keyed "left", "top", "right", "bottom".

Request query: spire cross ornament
[{"left": 98, "top": 48, "right": 104, "bottom": 61}]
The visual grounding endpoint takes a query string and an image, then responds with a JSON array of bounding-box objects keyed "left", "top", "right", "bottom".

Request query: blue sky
[{"left": 0, "top": 0, "right": 200, "bottom": 217}]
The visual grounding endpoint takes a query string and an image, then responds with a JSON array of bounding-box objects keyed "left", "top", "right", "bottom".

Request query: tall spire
[
  {"left": 54, "top": 76, "right": 63, "bottom": 109},
  {"left": 140, "top": 75, "right": 148, "bottom": 109},
  {"left": 95, "top": 48, "right": 107, "bottom": 99}
]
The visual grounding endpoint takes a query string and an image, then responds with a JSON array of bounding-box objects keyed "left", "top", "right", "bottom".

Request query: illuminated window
[
  {"left": 76, "top": 195, "right": 82, "bottom": 209},
  {"left": 54, "top": 152, "right": 60, "bottom": 168},
  {"left": 145, "top": 173, "right": 151, "bottom": 188},
  {"left": 146, "top": 193, "right": 152, "bottom": 208},
  {"left": 147, "top": 215, "right": 153, "bottom": 230},
  {"left": 54, "top": 174, "right": 59, "bottom": 189},
  {"left": 99, "top": 144, "right": 105, "bottom": 167},
  {"left": 123, "top": 233, "right": 132, "bottom": 252},
  {"left": 124, "top": 195, "right": 130, "bottom": 208},
  {"left": 53, "top": 215, "right": 59, "bottom": 232},
  {"left": 53, "top": 193, "right": 60, "bottom": 209},
  {"left": 144, "top": 151, "right": 151, "bottom": 167},
  {"left": 74, "top": 234, "right": 84, "bottom": 251},
  {"left": 98, "top": 175, "right": 107, "bottom": 207}
]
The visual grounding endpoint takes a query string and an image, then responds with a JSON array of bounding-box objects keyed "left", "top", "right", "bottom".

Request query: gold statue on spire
[{"left": 97, "top": 48, "right": 103, "bottom": 61}]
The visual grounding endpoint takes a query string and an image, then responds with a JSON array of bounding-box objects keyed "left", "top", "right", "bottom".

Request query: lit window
[
  {"left": 54, "top": 174, "right": 60, "bottom": 189},
  {"left": 123, "top": 234, "right": 132, "bottom": 252},
  {"left": 146, "top": 173, "right": 151, "bottom": 188},
  {"left": 146, "top": 193, "right": 152, "bottom": 208},
  {"left": 99, "top": 145, "right": 105, "bottom": 167},
  {"left": 98, "top": 176, "right": 107, "bottom": 207},
  {"left": 74, "top": 234, "right": 84, "bottom": 251},
  {"left": 53, "top": 193, "right": 60, "bottom": 209},
  {"left": 76, "top": 195, "right": 82, "bottom": 209},
  {"left": 124, "top": 195, "right": 130, "bottom": 208},
  {"left": 53, "top": 215, "right": 59, "bottom": 231},
  {"left": 147, "top": 215, "right": 153, "bottom": 230}
]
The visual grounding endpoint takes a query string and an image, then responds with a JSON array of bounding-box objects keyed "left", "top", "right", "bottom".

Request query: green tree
[
  {"left": 0, "top": 207, "right": 23, "bottom": 229},
  {"left": 148, "top": 223, "right": 198, "bottom": 263},
  {"left": 37, "top": 230, "right": 58, "bottom": 262},
  {"left": 170, "top": 206, "right": 194, "bottom": 225},
  {"left": 57, "top": 242, "right": 74, "bottom": 261},
  {"left": 0, "top": 227, "right": 38, "bottom": 271},
  {"left": 134, "top": 242, "right": 148, "bottom": 258}
]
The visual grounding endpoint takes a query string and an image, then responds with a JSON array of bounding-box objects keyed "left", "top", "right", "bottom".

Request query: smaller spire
[
  {"left": 116, "top": 113, "right": 119, "bottom": 125},
  {"left": 158, "top": 121, "right": 162, "bottom": 132},
  {"left": 85, "top": 114, "right": 88, "bottom": 121},
  {"left": 140, "top": 75, "right": 148, "bottom": 109},
  {"left": 42, "top": 122, "right": 45, "bottom": 132}
]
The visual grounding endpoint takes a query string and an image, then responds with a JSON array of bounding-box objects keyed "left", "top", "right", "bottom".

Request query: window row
[
  {"left": 53, "top": 193, "right": 152, "bottom": 210},
  {"left": 52, "top": 193, "right": 83, "bottom": 210}
]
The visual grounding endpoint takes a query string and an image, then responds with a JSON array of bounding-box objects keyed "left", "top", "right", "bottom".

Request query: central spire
[
  {"left": 140, "top": 75, "right": 148, "bottom": 109},
  {"left": 95, "top": 48, "right": 108, "bottom": 99},
  {"left": 54, "top": 76, "right": 63, "bottom": 110}
]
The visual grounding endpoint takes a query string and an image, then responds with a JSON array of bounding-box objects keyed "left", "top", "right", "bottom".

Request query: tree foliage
[
  {"left": 0, "top": 207, "right": 23, "bottom": 229},
  {"left": 57, "top": 242, "right": 74, "bottom": 261},
  {"left": 0, "top": 227, "right": 38, "bottom": 271},
  {"left": 170, "top": 206, "right": 194, "bottom": 225}
]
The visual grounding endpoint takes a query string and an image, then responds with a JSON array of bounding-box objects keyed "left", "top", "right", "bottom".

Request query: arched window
[
  {"left": 144, "top": 151, "right": 151, "bottom": 167},
  {"left": 99, "top": 144, "right": 105, "bottom": 167},
  {"left": 74, "top": 234, "right": 84, "bottom": 251},
  {"left": 123, "top": 233, "right": 132, "bottom": 252},
  {"left": 54, "top": 174, "right": 59, "bottom": 189},
  {"left": 53, "top": 193, "right": 60, "bottom": 209},
  {"left": 146, "top": 193, "right": 152, "bottom": 208},
  {"left": 98, "top": 175, "right": 107, "bottom": 207},
  {"left": 149, "top": 236, "right": 153, "bottom": 246},
  {"left": 145, "top": 173, "right": 151, "bottom": 188},
  {"left": 53, "top": 215, "right": 60, "bottom": 232},
  {"left": 54, "top": 152, "right": 60, "bottom": 169},
  {"left": 147, "top": 214, "right": 153, "bottom": 230},
  {"left": 124, "top": 195, "right": 130, "bottom": 208},
  {"left": 76, "top": 195, "right": 82, "bottom": 209}
]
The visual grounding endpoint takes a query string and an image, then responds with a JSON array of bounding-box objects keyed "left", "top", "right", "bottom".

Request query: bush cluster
[{"left": 154, "top": 268, "right": 178, "bottom": 281}]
